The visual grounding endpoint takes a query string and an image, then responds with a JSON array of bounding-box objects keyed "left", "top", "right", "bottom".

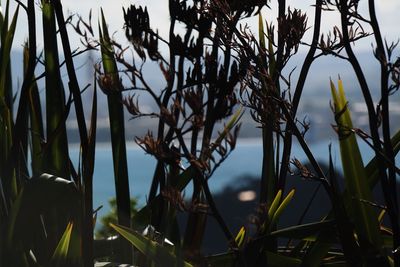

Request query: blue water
[{"left": 68, "top": 138, "right": 386, "bottom": 221}]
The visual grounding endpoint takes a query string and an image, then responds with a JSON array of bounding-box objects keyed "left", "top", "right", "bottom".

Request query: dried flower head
[
  {"left": 122, "top": 94, "right": 141, "bottom": 117},
  {"left": 124, "top": 5, "right": 160, "bottom": 60},
  {"left": 278, "top": 8, "right": 308, "bottom": 63},
  {"left": 136, "top": 132, "right": 181, "bottom": 165},
  {"left": 97, "top": 73, "right": 122, "bottom": 95},
  {"left": 291, "top": 158, "right": 316, "bottom": 180}
]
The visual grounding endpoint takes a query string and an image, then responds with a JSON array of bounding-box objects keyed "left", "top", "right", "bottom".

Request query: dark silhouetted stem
[{"left": 368, "top": 1, "right": 399, "bottom": 265}]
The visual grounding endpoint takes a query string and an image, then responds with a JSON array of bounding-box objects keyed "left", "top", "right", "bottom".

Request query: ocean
[{"left": 68, "top": 138, "right": 381, "bottom": 221}]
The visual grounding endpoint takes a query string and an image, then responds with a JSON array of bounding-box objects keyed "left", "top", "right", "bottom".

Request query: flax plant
[
  {"left": 41, "top": 0, "right": 70, "bottom": 178},
  {"left": 0, "top": 0, "right": 399, "bottom": 266},
  {"left": 98, "top": 1, "right": 246, "bottom": 265},
  {"left": 0, "top": 0, "right": 19, "bottom": 207},
  {"left": 0, "top": 0, "right": 97, "bottom": 265},
  {"left": 98, "top": 9, "right": 132, "bottom": 263}
]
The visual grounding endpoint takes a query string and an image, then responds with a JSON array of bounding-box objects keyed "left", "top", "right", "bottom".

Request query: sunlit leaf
[
  {"left": 330, "top": 79, "right": 382, "bottom": 247},
  {"left": 110, "top": 223, "right": 193, "bottom": 267},
  {"left": 52, "top": 222, "right": 73, "bottom": 261}
]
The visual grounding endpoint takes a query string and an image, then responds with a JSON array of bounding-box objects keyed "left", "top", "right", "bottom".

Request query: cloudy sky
[
  {"left": 7, "top": 1, "right": 400, "bottom": 53},
  {"left": 5, "top": 0, "right": 400, "bottom": 102}
]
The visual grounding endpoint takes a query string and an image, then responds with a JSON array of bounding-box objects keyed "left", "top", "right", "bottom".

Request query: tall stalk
[
  {"left": 368, "top": 1, "right": 400, "bottom": 263},
  {"left": 99, "top": 10, "right": 132, "bottom": 263}
]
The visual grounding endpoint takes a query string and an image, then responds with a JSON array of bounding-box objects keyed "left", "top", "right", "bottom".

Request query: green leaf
[
  {"left": 110, "top": 223, "right": 193, "bottom": 267},
  {"left": 42, "top": 0, "right": 70, "bottom": 178},
  {"left": 0, "top": 1, "right": 18, "bottom": 201},
  {"left": 0, "top": 3, "right": 18, "bottom": 97},
  {"left": 6, "top": 174, "right": 81, "bottom": 264},
  {"left": 267, "top": 189, "right": 282, "bottom": 221},
  {"left": 269, "top": 189, "right": 295, "bottom": 231},
  {"left": 307, "top": 128, "right": 400, "bottom": 265},
  {"left": 211, "top": 106, "right": 243, "bottom": 149},
  {"left": 84, "top": 75, "right": 97, "bottom": 179},
  {"left": 99, "top": 10, "right": 132, "bottom": 261},
  {"left": 330, "top": 79, "right": 382, "bottom": 247},
  {"left": 51, "top": 222, "right": 73, "bottom": 261},
  {"left": 234, "top": 226, "right": 246, "bottom": 247}
]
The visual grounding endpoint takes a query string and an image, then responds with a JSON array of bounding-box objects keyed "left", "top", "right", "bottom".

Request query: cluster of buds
[
  {"left": 170, "top": 34, "right": 201, "bottom": 60},
  {"left": 97, "top": 72, "right": 123, "bottom": 95},
  {"left": 123, "top": 5, "right": 149, "bottom": 44},
  {"left": 183, "top": 89, "right": 204, "bottom": 129},
  {"left": 390, "top": 59, "right": 400, "bottom": 93},
  {"left": 136, "top": 132, "right": 181, "bottom": 165},
  {"left": 171, "top": 0, "right": 212, "bottom": 35},
  {"left": 123, "top": 5, "right": 159, "bottom": 60},
  {"left": 278, "top": 8, "right": 308, "bottom": 64},
  {"left": 211, "top": 0, "right": 266, "bottom": 18},
  {"left": 290, "top": 158, "right": 316, "bottom": 180},
  {"left": 170, "top": 0, "right": 197, "bottom": 26},
  {"left": 122, "top": 94, "right": 140, "bottom": 117},
  {"left": 204, "top": 60, "right": 242, "bottom": 120}
]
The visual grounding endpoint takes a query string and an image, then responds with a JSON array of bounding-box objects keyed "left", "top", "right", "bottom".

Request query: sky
[
  {"left": 7, "top": 1, "right": 400, "bottom": 54},
  {"left": 5, "top": 0, "right": 400, "bottom": 109}
]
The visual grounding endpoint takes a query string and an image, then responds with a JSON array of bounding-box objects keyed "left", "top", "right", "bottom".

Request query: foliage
[{"left": 0, "top": 0, "right": 399, "bottom": 266}]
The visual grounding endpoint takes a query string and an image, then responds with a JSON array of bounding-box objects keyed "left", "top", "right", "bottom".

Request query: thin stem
[
  {"left": 340, "top": 1, "right": 395, "bottom": 264},
  {"left": 368, "top": 1, "right": 399, "bottom": 265},
  {"left": 279, "top": 0, "right": 322, "bottom": 189}
]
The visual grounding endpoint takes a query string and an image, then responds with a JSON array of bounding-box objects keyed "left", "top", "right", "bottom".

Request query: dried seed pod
[
  {"left": 123, "top": 5, "right": 150, "bottom": 44},
  {"left": 278, "top": 8, "right": 308, "bottom": 62},
  {"left": 122, "top": 94, "right": 140, "bottom": 117},
  {"left": 97, "top": 73, "right": 122, "bottom": 95},
  {"left": 124, "top": 5, "right": 160, "bottom": 61}
]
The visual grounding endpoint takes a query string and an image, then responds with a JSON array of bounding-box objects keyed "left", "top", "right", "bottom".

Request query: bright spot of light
[
  {"left": 238, "top": 190, "right": 256, "bottom": 202},
  {"left": 106, "top": 235, "right": 118, "bottom": 240}
]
